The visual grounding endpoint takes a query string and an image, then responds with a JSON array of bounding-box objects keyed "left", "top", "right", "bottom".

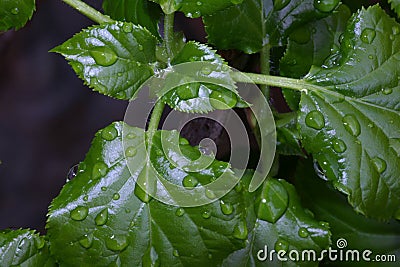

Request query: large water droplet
[
  {"left": 92, "top": 162, "right": 108, "bottom": 179},
  {"left": 102, "top": 125, "right": 118, "bottom": 141},
  {"left": 196, "top": 1, "right": 203, "bottom": 6},
  {"left": 257, "top": 179, "right": 289, "bottom": 223},
  {"left": 342, "top": 114, "right": 361, "bottom": 137},
  {"left": 298, "top": 227, "right": 309, "bottom": 238},
  {"left": 314, "top": 0, "right": 339, "bottom": 13},
  {"left": 70, "top": 206, "right": 89, "bottom": 221},
  {"left": 274, "top": 238, "right": 289, "bottom": 252},
  {"left": 205, "top": 189, "right": 216, "bottom": 200},
  {"left": 173, "top": 249, "right": 179, "bottom": 257},
  {"left": 210, "top": 89, "right": 237, "bottom": 110},
  {"left": 360, "top": 28, "right": 376, "bottom": 44},
  {"left": 202, "top": 210, "right": 211, "bottom": 219},
  {"left": 175, "top": 207, "right": 185, "bottom": 217},
  {"left": 332, "top": 138, "right": 347, "bottom": 153},
  {"left": 305, "top": 110, "right": 325, "bottom": 130},
  {"left": 113, "top": 193, "right": 120, "bottom": 200},
  {"left": 95, "top": 208, "right": 109, "bottom": 226},
  {"left": 182, "top": 175, "right": 199, "bottom": 189},
  {"left": 273, "top": 0, "right": 290, "bottom": 10},
  {"left": 125, "top": 146, "right": 137, "bottom": 157},
  {"left": 371, "top": 157, "right": 386, "bottom": 173},
  {"left": 67, "top": 164, "right": 79, "bottom": 181},
  {"left": 79, "top": 234, "right": 93, "bottom": 249},
  {"left": 220, "top": 200, "right": 234, "bottom": 215},
  {"left": 233, "top": 219, "right": 248, "bottom": 240},
  {"left": 105, "top": 235, "right": 129, "bottom": 251},
  {"left": 122, "top": 23, "right": 133, "bottom": 33},
  {"left": 11, "top": 7, "right": 19, "bottom": 15},
  {"left": 90, "top": 46, "right": 118, "bottom": 67},
  {"left": 319, "top": 221, "right": 329, "bottom": 228}
]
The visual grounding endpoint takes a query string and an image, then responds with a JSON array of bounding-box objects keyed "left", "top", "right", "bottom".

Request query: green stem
[
  {"left": 260, "top": 45, "right": 270, "bottom": 98},
  {"left": 164, "top": 13, "right": 175, "bottom": 58},
  {"left": 62, "top": 0, "right": 113, "bottom": 24}
]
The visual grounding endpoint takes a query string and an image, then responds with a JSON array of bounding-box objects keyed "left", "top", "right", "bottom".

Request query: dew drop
[
  {"left": 201, "top": 66, "right": 212, "bottom": 75},
  {"left": 368, "top": 55, "right": 374, "bottom": 60},
  {"left": 332, "top": 138, "right": 347, "bottom": 153},
  {"left": 202, "top": 210, "right": 211, "bottom": 219},
  {"left": 205, "top": 189, "right": 216, "bottom": 199},
  {"left": 371, "top": 157, "right": 387, "bottom": 173},
  {"left": 125, "top": 146, "right": 137, "bottom": 157},
  {"left": 175, "top": 207, "right": 185, "bottom": 217},
  {"left": 360, "top": 28, "right": 376, "bottom": 44},
  {"left": 314, "top": 0, "right": 339, "bottom": 13},
  {"left": 182, "top": 175, "right": 199, "bottom": 189},
  {"left": 67, "top": 164, "right": 79, "bottom": 181},
  {"left": 196, "top": 1, "right": 202, "bottom": 6},
  {"left": 92, "top": 162, "right": 108, "bottom": 179},
  {"left": 305, "top": 110, "right": 325, "bottom": 130},
  {"left": 105, "top": 235, "right": 129, "bottom": 251},
  {"left": 90, "top": 46, "right": 118, "bottom": 66},
  {"left": 126, "top": 132, "right": 136, "bottom": 139},
  {"left": 122, "top": 23, "right": 133, "bottom": 33},
  {"left": 70, "top": 206, "right": 89, "bottom": 221},
  {"left": 83, "top": 195, "right": 88, "bottom": 201},
  {"left": 233, "top": 219, "right": 248, "bottom": 240},
  {"left": 220, "top": 200, "right": 234, "bottom": 215},
  {"left": 113, "top": 193, "right": 120, "bottom": 200},
  {"left": 138, "top": 45, "right": 144, "bottom": 51},
  {"left": 102, "top": 125, "right": 118, "bottom": 141},
  {"left": 95, "top": 208, "right": 109, "bottom": 226},
  {"left": 101, "top": 186, "right": 107, "bottom": 191},
  {"left": 273, "top": 0, "right": 290, "bottom": 10},
  {"left": 79, "top": 234, "right": 93, "bottom": 249},
  {"left": 274, "top": 238, "right": 289, "bottom": 252},
  {"left": 319, "top": 221, "right": 329, "bottom": 228},
  {"left": 210, "top": 89, "right": 237, "bottom": 110},
  {"left": 173, "top": 249, "right": 179, "bottom": 257},
  {"left": 383, "top": 88, "right": 393, "bottom": 95},
  {"left": 342, "top": 114, "right": 361, "bottom": 137},
  {"left": 11, "top": 7, "right": 19, "bottom": 15},
  {"left": 298, "top": 227, "right": 309, "bottom": 238}
]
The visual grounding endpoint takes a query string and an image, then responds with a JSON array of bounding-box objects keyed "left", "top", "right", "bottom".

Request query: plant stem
[
  {"left": 62, "top": 0, "right": 113, "bottom": 24},
  {"left": 164, "top": 13, "right": 175, "bottom": 58},
  {"left": 260, "top": 44, "right": 270, "bottom": 98},
  {"left": 147, "top": 101, "right": 165, "bottom": 140}
]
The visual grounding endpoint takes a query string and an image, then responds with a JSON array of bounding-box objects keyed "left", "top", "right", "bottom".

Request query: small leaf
[
  {"left": 204, "top": 0, "right": 336, "bottom": 53},
  {"left": 51, "top": 22, "right": 157, "bottom": 100},
  {"left": 276, "top": 112, "right": 305, "bottom": 157},
  {"left": 299, "top": 5, "right": 400, "bottom": 219},
  {"left": 102, "top": 0, "right": 162, "bottom": 37},
  {"left": 150, "top": 0, "right": 243, "bottom": 17},
  {"left": 389, "top": 0, "right": 400, "bottom": 17},
  {"left": 0, "top": 229, "right": 55, "bottom": 266},
  {"left": 0, "top": 0, "right": 35, "bottom": 31}
]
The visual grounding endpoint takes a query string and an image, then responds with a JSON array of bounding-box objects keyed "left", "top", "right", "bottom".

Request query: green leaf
[
  {"left": 222, "top": 178, "right": 331, "bottom": 266},
  {"left": 102, "top": 0, "right": 162, "bottom": 37},
  {"left": 160, "top": 41, "right": 247, "bottom": 113},
  {"left": 389, "top": 0, "right": 400, "bottom": 17},
  {"left": 204, "top": 0, "right": 336, "bottom": 53},
  {"left": 150, "top": 0, "right": 243, "bottom": 17},
  {"left": 298, "top": 5, "right": 400, "bottom": 219},
  {"left": 276, "top": 112, "right": 305, "bottom": 157},
  {"left": 296, "top": 161, "right": 400, "bottom": 266},
  {"left": 46, "top": 122, "right": 248, "bottom": 266},
  {"left": 51, "top": 22, "right": 157, "bottom": 100},
  {"left": 0, "top": 0, "right": 35, "bottom": 31},
  {"left": 0, "top": 229, "right": 55, "bottom": 266}
]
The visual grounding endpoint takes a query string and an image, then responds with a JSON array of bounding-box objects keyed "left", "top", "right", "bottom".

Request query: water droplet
[
  {"left": 92, "top": 162, "right": 108, "bottom": 179},
  {"left": 126, "top": 132, "right": 136, "bottom": 139},
  {"left": 105, "top": 235, "right": 129, "bottom": 251},
  {"left": 95, "top": 208, "right": 109, "bottom": 226},
  {"left": 35, "top": 237, "right": 45, "bottom": 250},
  {"left": 393, "top": 26, "right": 400, "bottom": 35},
  {"left": 305, "top": 110, "right": 325, "bottom": 130},
  {"left": 175, "top": 207, "right": 185, "bottom": 217},
  {"left": 202, "top": 210, "right": 211, "bottom": 219},
  {"left": 83, "top": 195, "right": 88, "bottom": 201},
  {"left": 273, "top": 0, "right": 290, "bottom": 10},
  {"left": 257, "top": 180, "right": 289, "bottom": 223},
  {"left": 342, "top": 114, "right": 361, "bottom": 137},
  {"left": 102, "top": 125, "right": 118, "bottom": 141},
  {"left": 274, "top": 238, "right": 289, "bottom": 252},
  {"left": 332, "top": 138, "right": 347, "bottom": 153},
  {"left": 371, "top": 157, "right": 386, "bottom": 173},
  {"left": 113, "top": 193, "right": 120, "bottom": 200},
  {"left": 11, "top": 7, "right": 19, "bottom": 15},
  {"left": 319, "top": 221, "right": 329, "bottom": 228},
  {"left": 79, "top": 234, "right": 93, "bottom": 249},
  {"left": 220, "top": 200, "right": 234, "bottom": 215},
  {"left": 360, "top": 28, "right": 376, "bottom": 44},
  {"left": 298, "top": 227, "right": 309, "bottom": 238},
  {"left": 208, "top": 253, "right": 213, "bottom": 259},
  {"left": 173, "top": 249, "right": 179, "bottom": 257},
  {"left": 125, "top": 146, "right": 137, "bottom": 157},
  {"left": 233, "top": 219, "right": 248, "bottom": 240},
  {"left": 182, "top": 175, "right": 199, "bottom": 189},
  {"left": 193, "top": 11, "right": 201, "bottom": 17},
  {"left": 122, "top": 23, "right": 132, "bottom": 33},
  {"left": 383, "top": 88, "right": 393, "bottom": 95},
  {"left": 210, "top": 89, "right": 237, "bottom": 110},
  {"left": 368, "top": 54, "right": 374, "bottom": 59},
  {"left": 70, "top": 206, "right": 89, "bottom": 221},
  {"left": 205, "top": 189, "right": 216, "bottom": 199},
  {"left": 90, "top": 46, "right": 118, "bottom": 67},
  {"left": 138, "top": 45, "right": 144, "bottom": 51},
  {"left": 101, "top": 186, "right": 107, "bottom": 191},
  {"left": 196, "top": 1, "right": 202, "bottom": 6},
  {"left": 201, "top": 66, "right": 212, "bottom": 75},
  {"left": 177, "top": 84, "right": 198, "bottom": 100},
  {"left": 67, "top": 164, "right": 79, "bottom": 181},
  {"left": 314, "top": 0, "right": 339, "bottom": 12}
]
